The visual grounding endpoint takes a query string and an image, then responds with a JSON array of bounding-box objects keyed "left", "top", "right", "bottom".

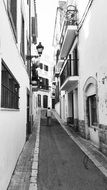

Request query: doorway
[
  {"left": 68, "top": 91, "right": 74, "bottom": 124},
  {"left": 86, "top": 94, "right": 99, "bottom": 146},
  {"left": 84, "top": 77, "right": 99, "bottom": 147},
  {"left": 43, "top": 95, "right": 48, "bottom": 108},
  {"left": 26, "top": 90, "right": 31, "bottom": 140},
  {"left": 52, "top": 98, "right": 55, "bottom": 109}
]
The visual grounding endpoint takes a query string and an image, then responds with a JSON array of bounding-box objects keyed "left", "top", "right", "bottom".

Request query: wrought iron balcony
[
  {"left": 38, "top": 77, "right": 49, "bottom": 91},
  {"left": 60, "top": 5, "right": 78, "bottom": 59},
  {"left": 60, "top": 58, "right": 79, "bottom": 91}
]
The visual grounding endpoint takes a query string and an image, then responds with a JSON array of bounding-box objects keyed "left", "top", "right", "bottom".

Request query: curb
[
  {"left": 53, "top": 111, "right": 107, "bottom": 178},
  {"left": 29, "top": 110, "right": 41, "bottom": 190}
]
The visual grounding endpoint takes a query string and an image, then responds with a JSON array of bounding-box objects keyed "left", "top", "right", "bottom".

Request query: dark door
[
  {"left": 38, "top": 94, "right": 41, "bottom": 107},
  {"left": 52, "top": 98, "right": 55, "bottom": 109},
  {"left": 71, "top": 92, "right": 74, "bottom": 124},
  {"left": 43, "top": 95, "right": 48, "bottom": 108},
  {"left": 26, "top": 92, "right": 31, "bottom": 140}
]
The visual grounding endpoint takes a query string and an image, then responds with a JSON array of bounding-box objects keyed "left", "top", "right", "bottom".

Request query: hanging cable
[{"left": 78, "top": 0, "right": 94, "bottom": 32}]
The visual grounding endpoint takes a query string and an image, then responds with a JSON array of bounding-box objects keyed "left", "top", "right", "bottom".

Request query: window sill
[{"left": 0, "top": 108, "right": 20, "bottom": 111}]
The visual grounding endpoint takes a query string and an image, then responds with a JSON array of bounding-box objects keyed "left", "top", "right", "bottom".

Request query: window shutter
[
  {"left": 32, "top": 17, "right": 37, "bottom": 44},
  {"left": 10, "top": 0, "right": 17, "bottom": 30}
]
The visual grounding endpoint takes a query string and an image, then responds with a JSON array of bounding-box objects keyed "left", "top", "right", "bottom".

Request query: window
[
  {"left": 7, "top": 0, "right": 17, "bottom": 40},
  {"left": 39, "top": 63, "right": 43, "bottom": 69},
  {"left": 44, "top": 65, "right": 48, "bottom": 71},
  {"left": 1, "top": 60, "right": 19, "bottom": 109},
  {"left": 87, "top": 95, "right": 97, "bottom": 126}
]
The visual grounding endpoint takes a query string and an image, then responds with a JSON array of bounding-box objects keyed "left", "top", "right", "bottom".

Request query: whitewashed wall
[
  {"left": 0, "top": 1, "right": 30, "bottom": 189},
  {"left": 55, "top": 102, "right": 60, "bottom": 116},
  {"left": 78, "top": 0, "right": 107, "bottom": 125}
]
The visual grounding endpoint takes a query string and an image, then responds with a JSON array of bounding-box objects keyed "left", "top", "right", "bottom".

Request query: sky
[{"left": 36, "top": 0, "right": 59, "bottom": 61}]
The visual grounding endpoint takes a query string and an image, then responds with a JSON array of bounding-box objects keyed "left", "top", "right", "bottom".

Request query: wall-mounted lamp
[
  {"left": 36, "top": 42, "right": 44, "bottom": 56},
  {"left": 26, "top": 42, "right": 44, "bottom": 60},
  {"left": 26, "top": 42, "right": 44, "bottom": 86}
]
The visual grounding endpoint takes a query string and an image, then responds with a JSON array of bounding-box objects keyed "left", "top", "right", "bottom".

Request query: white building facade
[
  {"left": 53, "top": 0, "right": 107, "bottom": 156},
  {"left": 0, "top": 0, "right": 37, "bottom": 189},
  {"left": 33, "top": 56, "right": 52, "bottom": 109}
]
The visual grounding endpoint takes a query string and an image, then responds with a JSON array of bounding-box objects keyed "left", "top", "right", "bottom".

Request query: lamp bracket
[{"left": 26, "top": 55, "right": 39, "bottom": 60}]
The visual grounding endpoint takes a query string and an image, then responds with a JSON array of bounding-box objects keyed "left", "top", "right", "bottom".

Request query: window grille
[{"left": 1, "top": 60, "right": 19, "bottom": 109}]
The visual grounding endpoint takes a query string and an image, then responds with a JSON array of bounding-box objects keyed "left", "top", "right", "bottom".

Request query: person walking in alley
[{"left": 46, "top": 107, "right": 52, "bottom": 126}]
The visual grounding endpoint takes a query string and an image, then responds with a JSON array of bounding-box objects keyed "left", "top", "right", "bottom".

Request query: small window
[
  {"left": 44, "top": 65, "right": 48, "bottom": 71},
  {"left": 1, "top": 60, "right": 19, "bottom": 109}
]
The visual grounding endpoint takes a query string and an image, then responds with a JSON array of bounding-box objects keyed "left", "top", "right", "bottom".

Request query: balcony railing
[
  {"left": 60, "top": 58, "right": 78, "bottom": 87},
  {"left": 60, "top": 5, "right": 78, "bottom": 58},
  {"left": 38, "top": 77, "right": 49, "bottom": 91}
]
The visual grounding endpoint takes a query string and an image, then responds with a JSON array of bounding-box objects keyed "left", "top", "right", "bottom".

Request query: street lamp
[
  {"left": 36, "top": 42, "right": 44, "bottom": 56},
  {"left": 26, "top": 42, "right": 44, "bottom": 86},
  {"left": 26, "top": 42, "right": 44, "bottom": 60}
]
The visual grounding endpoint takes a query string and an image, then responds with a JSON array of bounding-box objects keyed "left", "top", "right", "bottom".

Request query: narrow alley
[
  {"left": 7, "top": 109, "right": 107, "bottom": 190},
  {"left": 37, "top": 112, "right": 107, "bottom": 190},
  {"left": 1, "top": 0, "right": 107, "bottom": 189}
]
